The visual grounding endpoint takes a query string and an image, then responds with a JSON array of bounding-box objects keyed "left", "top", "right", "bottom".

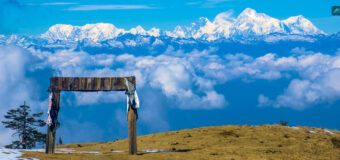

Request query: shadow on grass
[
  {"left": 220, "top": 130, "right": 239, "bottom": 138},
  {"left": 331, "top": 137, "right": 340, "bottom": 148}
]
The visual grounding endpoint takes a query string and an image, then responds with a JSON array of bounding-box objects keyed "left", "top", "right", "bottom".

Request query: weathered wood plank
[
  {"left": 46, "top": 127, "right": 57, "bottom": 154},
  {"left": 49, "top": 76, "right": 135, "bottom": 91},
  {"left": 45, "top": 127, "right": 51, "bottom": 153},
  {"left": 128, "top": 107, "right": 137, "bottom": 155}
]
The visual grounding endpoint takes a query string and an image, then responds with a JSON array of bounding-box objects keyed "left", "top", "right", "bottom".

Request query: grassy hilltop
[{"left": 22, "top": 125, "right": 340, "bottom": 160}]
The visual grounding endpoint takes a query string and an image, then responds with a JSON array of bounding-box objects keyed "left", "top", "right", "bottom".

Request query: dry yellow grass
[{"left": 22, "top": 125, "right": 340, "bottom": 160}]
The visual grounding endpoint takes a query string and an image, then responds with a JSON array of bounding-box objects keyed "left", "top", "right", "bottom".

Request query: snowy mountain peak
[
  {"left": 233, "top": 8, "right": 282, "bottom": 36},
  {"left": 237, "top": 8, "right": 274, "bottom": 22},
  {"left": 80, "top": 23, "right": 122, "bottom": 41},
  {"left": 284, "top": 15, "right": 304, "bottom": 22},
  {"left": 283, "top": 15, "right": 312, "bottom": 25},
  {"left": 165, "top": 25, "right": 186, "bottom": 38},
  {"left": 228, "top": 8, "right": 324, "bottom": 37},
  {"left": 42, "top": 23, "right": 123, "bottom": 42},
  {"left": 282, "top": 15, "right": 325, "bottom": 35},
  {"left": 239, "top": 8, "right": 257, "bottom": 16},
  {"left": 129, "top": 25, "right": 147, "bottom": 35},
  {"left": 82, "top": 23, "right": 116, "bottom": 30},
  {"left": 42, "top": 24, "right": 75, "bottom": 41}
]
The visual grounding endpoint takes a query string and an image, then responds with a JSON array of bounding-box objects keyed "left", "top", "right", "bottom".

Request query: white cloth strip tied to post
[
  {"left": 124, "top": 78, "right": 140, "bottom": 116},
  {"left": 46, "top": 92, "right": 53, "bottom": 126},
  {"left": 126, "top": 92, "right": 139, "bottom": 111}
]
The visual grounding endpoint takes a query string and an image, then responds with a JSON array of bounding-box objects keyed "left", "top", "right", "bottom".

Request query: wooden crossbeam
[{"left": 49, "top": 76, "right": 135, "bottom": 91}]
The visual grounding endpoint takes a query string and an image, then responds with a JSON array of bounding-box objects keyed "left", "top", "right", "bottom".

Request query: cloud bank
[
  {"left": 27, "top": 46, "right": 340, "bottom": 110},
  {"left": 31, "top": 47, "right": 228, "bottom": 110},
  {"left": 1, "top": 43, "right": 340, "bottom": 145}
]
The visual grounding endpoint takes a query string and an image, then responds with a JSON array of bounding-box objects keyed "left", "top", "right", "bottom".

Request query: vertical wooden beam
[
  {"left": 46, "top": 126, "right": 55, "bottom": 153},
  {"left": 128, "top": 107, "right": 137, "bottom": 155},
  {"left": 45, "top": 91, "right": 60, "bottom": 154}
]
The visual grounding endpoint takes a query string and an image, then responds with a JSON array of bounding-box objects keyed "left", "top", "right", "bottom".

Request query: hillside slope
[{"left": 22, "top": 125, "right": 340, "bottom": 160}]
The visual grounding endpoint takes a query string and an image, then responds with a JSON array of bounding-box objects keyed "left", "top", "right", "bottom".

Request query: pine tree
[{"left": 2, "top": 102, "right": 46, "bottom": 149}]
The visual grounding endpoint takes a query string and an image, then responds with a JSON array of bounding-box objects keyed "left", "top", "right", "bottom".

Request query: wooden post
[
  {"left": 128, "top": 107, "right": 137, "bottom": 155},
  {"left": 45, "top": 91, "right": 60, "bottom": 154},
  {"left": 46, "top": 127, "right": 55, "bottom": 153}
]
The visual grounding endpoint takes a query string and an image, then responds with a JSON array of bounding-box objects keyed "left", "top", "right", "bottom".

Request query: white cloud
[
  {"left": 0, "top": 46, "right": 42, "bottom": 110},
  {"left": 275, "top": 79, "right": 322, "bottom": 110},
  {"left": 202, "top": 91, "right": 227, "bottom": 108},
  {"left": 257, "top": 94, "right": 272, "bottom": 107},
  {"left": 26, "top": 46, "right": 340, "bottom": 110},
  {"left": 243, "top": 48, "right": 340, "bottom": 109},
  {"left": 274, "top": 69, "right": 340, "bottom": 110},
  {"left": 255, "top": 70, "right": 282, "bottom": 80},
  {"left": 93, "top": 54, "right": 115, "bottom": 66},
  {"left": 214, "top": 10, "right": 234, "bottom": 22},
  {"left": 41, "top": 2, "right": 78, "bottom": 5},
  {"left": 202, "top": 0, "right": 233, "bottom": 8},
  {"left": 323, "top": 69, "right": 340, "bottom": 92},
  {"left": 0, "top": 46, "right": 46, "bottom": 146},
  {"left": 195, "top": 77, "right": 215, "bottom": 90},
  {"left": 291, "top": 47, "right": 315, "bottom": 54},
  {"left": 67, "top": 5, "right": 155, "bottom": 11},
  {"left": 116, "top": 53, "right": 135, "bottom": 62},
  {"left": 48, "top": 50, "right": 89, "bottom": 68},
  {"left": 150, "top": 64, "right": 191, "bottom": 96},
  {"left": 29, "top": 47, "right": 228, "bottom": 110},
  {"left": 3, "top": 37, "right": 340, "bottom": 146}
]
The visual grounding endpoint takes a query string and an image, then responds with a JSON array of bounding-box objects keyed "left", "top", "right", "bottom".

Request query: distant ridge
[
  {"left": 41, "top": 23, "right": 160, "bottom": 42},
  {"left": 42, "top": 8, "right": 325, "bottom": 42}
]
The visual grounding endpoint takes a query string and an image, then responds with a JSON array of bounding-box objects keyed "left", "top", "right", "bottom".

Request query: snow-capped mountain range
[
  {"left": 41, "top": 8, "right": 325, "bottom": 42},
  {"left": 1, "top": 7, "right": 338, "bottom": 50},
  {"left": 42, "top": 23, "right": 160, "bottom": 42}
]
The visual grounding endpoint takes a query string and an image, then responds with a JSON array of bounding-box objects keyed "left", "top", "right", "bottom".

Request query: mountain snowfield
[{"left": 41, "top": 8, "right": 325, "bottom": 42}]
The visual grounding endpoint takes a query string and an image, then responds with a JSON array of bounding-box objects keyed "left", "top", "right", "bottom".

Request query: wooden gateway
[{"left": 46, "top": 76, "right": 138, "bottom": 155}]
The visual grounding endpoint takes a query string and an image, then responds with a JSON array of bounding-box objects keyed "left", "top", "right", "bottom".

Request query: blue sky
[
  {"left": 1, "top": 0, "right": 340, "bottom": 35},
  {"left": 0, "top": 0, "right": 340, "bottom": 146}
]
